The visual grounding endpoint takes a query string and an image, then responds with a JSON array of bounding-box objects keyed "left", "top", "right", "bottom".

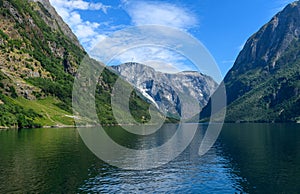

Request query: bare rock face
[
  {"left": 225, "top": 1, "right": 300, "bottom": 104},
  {"left": 234, "top": 2, "right": 300, "bottom": 70},
  {"left": 0, "top": 0, "right": 86, "bottom": 99},
  {"left": 111, "top": 63, "right": 218, "bottom": 119},
  {"left": 29, "top": 0, "right": 84, "bottom": 50},
  {"left": 202, "top": 1, "right": 300, "bottom": 123},
  {"left": 0, "top": 0, "right": 156, "bottom": 128}
]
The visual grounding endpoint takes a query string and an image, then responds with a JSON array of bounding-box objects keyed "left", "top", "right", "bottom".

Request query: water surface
[{"left": 0, "top": 123, "right": 299, "bottom": 193}]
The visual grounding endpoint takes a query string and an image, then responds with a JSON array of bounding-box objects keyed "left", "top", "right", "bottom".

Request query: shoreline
[
  {"left": 1, "top": 121, "right": 300, "bottom": 130},
  {"left": 0, "top": 123, "right": 159, "bottom": 130}
]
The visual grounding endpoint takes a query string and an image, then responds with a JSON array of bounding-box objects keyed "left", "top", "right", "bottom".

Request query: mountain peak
[
  {"left": 113, "top": 62, "right": 156, "bottom": 71},
  {"left": 112, "top": 62, "right": 218, "bottom": 119},
  {"left": 205, "top": 1, "right": 300, "bottom": 122},
  {"left": 231, "top": 0, "right": 300, "bottom": 77},
  {"left": 288, "top": 0, "right": 299, "bottom": 8}
]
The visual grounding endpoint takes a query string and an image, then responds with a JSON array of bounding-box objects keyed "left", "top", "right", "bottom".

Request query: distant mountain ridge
[
  {"left": 111, "top": 62, "right": 218, "bottom": 119},
  {"left": 201, "top": 1, "right": 300, "bottom": 123}
]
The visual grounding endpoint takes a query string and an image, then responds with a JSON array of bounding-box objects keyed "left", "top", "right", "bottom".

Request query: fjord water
[{"left": 0, "top": 124, "right": 299, "bottom": 193}]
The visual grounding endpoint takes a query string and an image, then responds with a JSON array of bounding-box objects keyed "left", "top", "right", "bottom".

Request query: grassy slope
[
  {"left": 12, "top": 97, "right": 74, "bottom": 126},
  {"left": 0, "top": 0, "right": 161, "bottom": 128}
]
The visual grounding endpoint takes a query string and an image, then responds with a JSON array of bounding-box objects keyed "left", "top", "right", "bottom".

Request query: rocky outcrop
[
  {"left": 29, "top": 0, "right": 84, "bottom": 50},
  {"left": 201, "top": 1, "right": 300, "bottom": 122},
  {"left": 111, "top": 62, "right": 218, "bottom": 119},
  {"left": 0, "top": 0, "right": 157, "bottom": 128},
  {"left": 225, "top": 1, "right": 300, "bottom": 104}
]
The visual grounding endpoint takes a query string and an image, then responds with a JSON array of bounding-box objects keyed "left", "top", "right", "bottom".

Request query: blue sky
[{"left": 49, "top": 0, "right": 295, "bottom": 77}]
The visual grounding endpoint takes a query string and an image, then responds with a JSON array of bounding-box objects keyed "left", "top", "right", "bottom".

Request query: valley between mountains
[{"left": 0, "top": 0, "right": 300, "bottom": 129}]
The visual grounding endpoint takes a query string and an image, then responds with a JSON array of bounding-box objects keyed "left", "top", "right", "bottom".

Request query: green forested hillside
[
  {"left": 201, "top": 2, "right": 300, "bottom": 123},
  {"left": 225, "top": 40, "right": 300, "bottom": 122},
  {"left": 0, "top": 0, "right": 153, "bottom": 128}
]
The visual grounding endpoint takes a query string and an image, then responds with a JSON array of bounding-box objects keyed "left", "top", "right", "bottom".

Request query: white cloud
[
  {"left": 50, "top": 0, "right": 110, "bottom": 13},
  {"left": 123, "top": 1, "right": 198, "bottom": 30},
  {"left": 49, "top": 0, "right": 201, "bottom": 74},
  {"left": 105, "top": 1, "right": 199, "bottom": 73},
  {"left": 108, "top": 46, "right": 195, "bottom": 73},
  {"left": 49, "top": 0, "right": 110, "bottom": 51},
  {"left": 88, "top": 25, "right": 220, "bottom": 77}
]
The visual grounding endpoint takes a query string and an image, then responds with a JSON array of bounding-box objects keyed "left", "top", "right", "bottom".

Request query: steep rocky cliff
[
  {"left": 111, "top": 62, "right": 218, "bottom": 119},
  {"left": 202, "top": 1, "right": 300, "bottom": 123}
]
